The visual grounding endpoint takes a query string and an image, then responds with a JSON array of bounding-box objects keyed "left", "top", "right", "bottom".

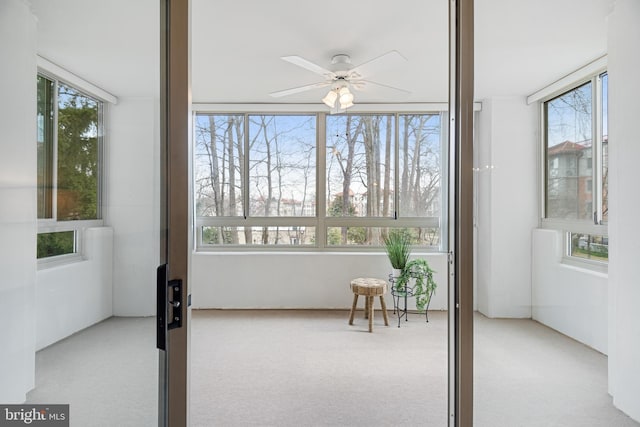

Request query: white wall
[
  {"left": 607, "top": 0, "right": 640, "bottom": 420},
  {"left": 36, "top": 228, "right": 113, "bottom": 350},
  {"left": 191, "top": 252, "right": 448, "bottom": 311},
  {"left": 475, "top": 102, "right": 491, "bottom": 314},
  {"left": 0, "top": 0, "right": 37, "bottom": 403},
  {"left": 531, "top": 229, "right": 608, "bottom": 353},
  {"left": 475, "top": 97, "right": 538, "bottom": 318},
  {"left": 107, "top": 98, "right": 160, "bottom": 316}
]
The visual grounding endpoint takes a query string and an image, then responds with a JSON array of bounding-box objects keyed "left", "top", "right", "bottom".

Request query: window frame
[
  {"left": 36, "top": 67, "right": 108, "bottom": 265},
  {"left": 540, "top": 70, "right": 608, "bottom": 267},
  {"left": 193, "top": 109, "right": 449, "bottom": 252}
]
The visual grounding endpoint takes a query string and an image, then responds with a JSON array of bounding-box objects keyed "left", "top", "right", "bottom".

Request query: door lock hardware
[
  {"left": 156, "top": 264, "right": 184, "bottom": 350},
  {"left": 167, "top": 279, "right": 182, "bottom": 330}
]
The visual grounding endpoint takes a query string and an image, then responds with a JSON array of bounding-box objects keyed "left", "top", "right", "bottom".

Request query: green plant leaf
[
  {"left": 383, "top": 230, "right": 412, "bottom": 270},
  {"left": 395, "top": 258, "right": 437, "bottom": 311}
]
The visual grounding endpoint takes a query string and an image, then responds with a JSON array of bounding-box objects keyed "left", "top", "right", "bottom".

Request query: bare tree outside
[
  {"left": 399, "top": 114, "right": 442, "bottom": 245},
  {"left": 543, "top": 74, "right": 609, "bottom": 262},
  {"left": 194, "top": 114, "right": 244, "bottom": 244},
  {"left": 399, "top": 115, "right": 441, "bottom": 213},
  {"left": 249, "top": 115, "right": 316, "bottom": 244},
  {"left": 326, "top": 114, "right": 442, "bottom": 246},
  {"left": 545, "top": 82, "right": 593, "bottom": 220},
  {"left": 195, "top": 112, "right": 446, "bottom": 249},
  {"left": 327, "top": 114, "right": 389, "bottom": 244},
  {"left": 195, "top": 114, "right": 316, "bottom": 245}
]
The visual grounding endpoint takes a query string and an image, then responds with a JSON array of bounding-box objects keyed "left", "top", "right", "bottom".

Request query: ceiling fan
[{"left": 269, "top": 50, "right": 410, "bottom": 113}]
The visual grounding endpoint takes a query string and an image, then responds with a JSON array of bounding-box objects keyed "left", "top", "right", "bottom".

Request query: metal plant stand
[{"left": 388, "top": 273, "right": 435, "bottom": 328}]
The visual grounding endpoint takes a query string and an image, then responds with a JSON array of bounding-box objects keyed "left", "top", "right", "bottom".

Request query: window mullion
[
  {"left": 539, "top": 102, "right": 546, "bottom": 222},
  {"left": 592, "top": 75, "right": 600, "bottom": 224},
  {"left": 243, "top": 113, "right": 250, "bottom": 219},
  {"left": 594, "top": 74, "right": 604, "bottom": 225},
  {"left": 317, "top": 112, "right": 327, "bottom": 249},
  {"left": 97, "top": 101, "right": 105, "bottom": 220},
  {"left": 394, "top": 113, "right": 400, "bottom": 219},
  {"left": 541, "top": 218, "right": 608, "bottom": 235},
  {"left": 52, "top": 79, "right": 59, "bottom": 223},
  {"left": 440, "top": 111, "right": 449, "bottom": 251}
]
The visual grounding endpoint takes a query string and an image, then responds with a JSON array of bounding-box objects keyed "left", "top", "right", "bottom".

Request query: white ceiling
[
  {"left": 31, "top": 0, "right": 159, "bottom": 98},
  {"left": 31, "top": 0, "right": 612, "bottom": 104}
]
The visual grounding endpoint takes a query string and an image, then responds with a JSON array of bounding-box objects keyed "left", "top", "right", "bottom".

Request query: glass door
[
  {"left": 471, "top": 3, "right": 632, "bottom": 427},
  {"left": 185, "top": 1, "right": 474, "bottom": 426},
  {"left": 0, "top": 0, "right": 190, "bottom": 425},
  {"left": 159, "top": 0, "right": 191, "bottom": 425}
]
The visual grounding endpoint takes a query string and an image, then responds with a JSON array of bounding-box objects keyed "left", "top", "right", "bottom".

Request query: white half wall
[
  {"left": 531, "top": 229, "right": 608, "bottom": 354},
  {"left": 475, "top": 97, "right": 538, "bottom": 318},
  {"left": 107, "top": 97, "right": 160, "bottom": 316},
  {"left": 191, "top": 252, "right": 448, "bottom": 311},
  {"left": 607, "top": 0, "right": 640, "bottom": 421},
  {"left": 36, "top": 228, "right": 113, "bottom": 350},
  {"left": 0, "top": 0, "right": 37, "bottom": 403}
]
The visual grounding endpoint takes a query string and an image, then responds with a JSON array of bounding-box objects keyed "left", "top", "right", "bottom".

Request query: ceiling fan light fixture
[
  {"left": 338, "top": 86, "right": 354, "bottom": 109},
  {"left": 340, "top": 99, "right": 354, "bottom": 109},
  {"left": 322, "top": 90, "right": 338, "bottom": 108},
  {"left": 272, "top": 51, "right": 410, "bottom": 110},
  {"left": 322, "top": 85, "right": 355, "bottom": 111}
]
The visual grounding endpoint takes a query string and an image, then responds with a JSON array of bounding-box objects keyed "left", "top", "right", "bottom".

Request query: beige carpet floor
[{"left": 26, "top": 310, "right": 639, "bottom": 427}]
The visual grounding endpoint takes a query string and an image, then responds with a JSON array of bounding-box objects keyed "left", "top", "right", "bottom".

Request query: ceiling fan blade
[
  {"left": 269, "top": 81, "right": 331, "bottom": 98},
  {"left": 358, "top": 79, "right": 411, "bottom": 95},
  {"left": 281, "top": 56, "right": 335, "bottom": 78},
  {"left": 350, "top": 50, "right": 407, "bottom": 78}
]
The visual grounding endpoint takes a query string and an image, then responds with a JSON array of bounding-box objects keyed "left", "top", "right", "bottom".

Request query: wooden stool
[{"left": 348, "top": 278, "right": 390, "bottom": 332}]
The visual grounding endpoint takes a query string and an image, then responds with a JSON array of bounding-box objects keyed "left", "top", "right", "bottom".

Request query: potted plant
[
  {"left": 383, "top": 230, "right": 411, "bottom": 277},
  {"left": 395, "top": 258, "right": 437, "bottom": 312}
]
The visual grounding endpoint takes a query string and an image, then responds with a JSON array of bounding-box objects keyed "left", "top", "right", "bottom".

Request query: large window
[
  {"left": 37, "top": 73, "right": 103, "bottom": 260},
  {"left": 543, "top": 72, "right": 608, "bottom": 263},
  {"left": 194, "top": 111, "right": 447, "bottom": 250},
  {"left": 195, "top": 114, "right": 317, "bottom": 246},
  {"left": 248, "top": 115, "right": 316, "bottom": 218}
]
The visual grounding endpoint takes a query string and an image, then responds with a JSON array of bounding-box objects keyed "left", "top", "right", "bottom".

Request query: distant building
[
  {"left": 547, "top": 139, "right": 593, "bottom": 220},
  {"left": 250, "top": 196, "right": 316, "bottom": 217}
]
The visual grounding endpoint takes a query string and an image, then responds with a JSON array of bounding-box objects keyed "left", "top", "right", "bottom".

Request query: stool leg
[
  {"left": 368, "top": 296, "right": 374, "bottom": 332},
  {"left": 364, "top": 296, "right": 369, "bottom": 319},
  {"left": 348, "top": 294, "right": 358, "bottom": 325},
  {"left": 380, "top": 295, "right": 389, "bottom": 326}
]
